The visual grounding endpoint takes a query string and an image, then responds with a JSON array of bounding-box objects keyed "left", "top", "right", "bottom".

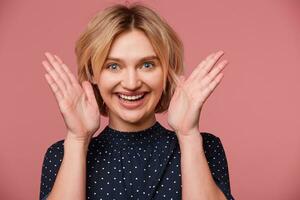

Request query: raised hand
[
  {"left": 167, "top": 50, "right": 228, "bottom": 136},
  {"left": 42, "top": 52, "right": 100, "bottom": 142}
]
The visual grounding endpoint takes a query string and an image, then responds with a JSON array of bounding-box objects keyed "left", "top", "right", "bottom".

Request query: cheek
[
  {"left": 97, "top": 73, "right": 117, "bottom": 92},
  {"left": 144, "top": 76, "right": 164, "bottom": 103},
  {"left": 145, "top": 68, "right": 164, "bottom": 89},
  {"left": 153, "top": 76, "right": 164, "bottom": 93}
]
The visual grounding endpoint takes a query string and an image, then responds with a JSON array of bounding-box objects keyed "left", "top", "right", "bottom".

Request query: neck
[{"left": 108, "top": 113, "right": 157, "bottom": 132}]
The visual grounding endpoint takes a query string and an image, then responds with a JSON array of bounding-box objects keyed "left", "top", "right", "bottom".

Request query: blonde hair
[{"left": 75, "top": 2, "right": 185, "bottom": 116}]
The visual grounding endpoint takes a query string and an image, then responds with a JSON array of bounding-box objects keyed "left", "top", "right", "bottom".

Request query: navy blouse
[{"left": 39, "top": 121, "right": 234, "bottom": 200}]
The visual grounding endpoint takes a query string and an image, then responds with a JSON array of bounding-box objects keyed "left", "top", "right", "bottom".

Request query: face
[{"left": 96, "top": 29, "right": 164, "bottom": 131}]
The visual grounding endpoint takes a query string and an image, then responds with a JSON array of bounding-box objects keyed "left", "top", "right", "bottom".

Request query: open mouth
[{"left": 117, "top": 92, "right": 147, "bottom": 102}]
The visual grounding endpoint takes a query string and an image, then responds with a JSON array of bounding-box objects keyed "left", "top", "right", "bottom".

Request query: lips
[
  {"left": 116, "top": 92, "right": 148, "bottom": 109},
  {"left": 116, "top": 92, "right": 148, "bottom": 96}
]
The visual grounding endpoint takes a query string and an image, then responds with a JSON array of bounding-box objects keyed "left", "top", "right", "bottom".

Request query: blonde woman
[{"left": 39, "top": 2, "right": 234, "bottom": 200}]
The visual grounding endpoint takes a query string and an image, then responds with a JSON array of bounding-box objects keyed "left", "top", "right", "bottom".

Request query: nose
[{"left": 120, "top": 68, "right": 142, "bottom": 90}]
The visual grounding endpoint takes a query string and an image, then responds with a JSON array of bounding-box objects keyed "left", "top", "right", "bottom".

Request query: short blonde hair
[{"left": 75, "top": 2, "right": 185, "bottom": 116}]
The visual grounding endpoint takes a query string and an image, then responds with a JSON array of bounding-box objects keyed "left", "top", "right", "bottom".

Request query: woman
[{"left": 40, "top": 2, "right": 234, "bottom": 200}]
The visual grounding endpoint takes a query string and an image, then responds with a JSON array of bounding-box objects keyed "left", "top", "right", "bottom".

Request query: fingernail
[{"left": 45, "top": 51, "right": 52, "bottom": 56}]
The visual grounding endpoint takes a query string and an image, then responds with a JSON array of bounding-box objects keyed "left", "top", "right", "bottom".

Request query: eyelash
[{"left": 106, "top": 61, "right": 155, "bottom": 71}]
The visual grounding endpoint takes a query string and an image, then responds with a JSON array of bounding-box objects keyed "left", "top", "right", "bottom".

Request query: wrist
[
  {"left": 176, "top": 128, "right": 200, "bottom": 139},
  {"left": 64, "top": 132, "right": 92, "bottom": 152},
  {"left": 176, "top": 129, "right": 203, "bottom": 146},
  {"left": 66, "top": 130, "right": 92, "bottom": 143}
]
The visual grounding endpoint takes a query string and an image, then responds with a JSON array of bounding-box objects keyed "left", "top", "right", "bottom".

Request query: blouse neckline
[{"left": 101, "top": 121, "right": 164, "bottom": 139}]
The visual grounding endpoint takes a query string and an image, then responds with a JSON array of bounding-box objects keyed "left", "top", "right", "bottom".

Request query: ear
[
  {"left": 91, "top": 81, "right": 98, "bottom": 89},
  {"left": 88, "top": 76, "right": 98, "bottom": 88},
  {"left": 91, "top": 81, "right": 100, "bottom": 92},
  {"left": 90, "top": 79, "right": 97, "bottom": 85},
  {"left": 89, "top": 76, "right": 97, "bottom": 85}
]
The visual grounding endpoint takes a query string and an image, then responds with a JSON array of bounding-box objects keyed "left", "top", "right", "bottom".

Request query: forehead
[{"left": 106, "top": 29, "right": 157, "bottom": 62}]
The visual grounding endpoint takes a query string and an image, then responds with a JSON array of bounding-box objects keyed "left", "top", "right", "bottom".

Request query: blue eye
[
  {"left": 106, "top": 63, "right": 119, "bottom": 71},
  {"left": 106, "top": 61, "right": 155, "bottom": 71},
  {"left": 142, "top": 62, "right": 155, "bottom": 69}
]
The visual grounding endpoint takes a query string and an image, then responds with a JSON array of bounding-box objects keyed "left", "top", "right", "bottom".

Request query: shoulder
[
  {"left": 40, "top": 139, "right": 65, "bottom": 200},
  {"left": 162, "top": 128, "right": 221, "bottom": 143},
  {"left": 45, "top": 139, "right": 65, "bottom": 153},
  {"left": 43, "top": 136, "right": 101, "bottom": 157},
  {"left": 42, "top": 139, "right": 65, "bottom": 163},
  {"left": 200, "top": 133, "right": 234, "bottom": 199},
  {"left": 200, "top": 131, "right": 220, "bottom": 140},
  {"left": 200, "top": 132, "right": 225, "bottom": 158},
  {"left": 200, "top": 132, "right": 228, "bottom": 160},
  {"left": 200, "top": 132, "right": 222, "bottom": 148}
]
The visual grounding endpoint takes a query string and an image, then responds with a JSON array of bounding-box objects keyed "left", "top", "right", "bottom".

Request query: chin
[{"left": 119, "top": 109, "right": 147, "bottom": 124}]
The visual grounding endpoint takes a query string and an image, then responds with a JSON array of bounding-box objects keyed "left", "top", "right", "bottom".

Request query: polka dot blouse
[{"left": 39, "top": 121, "right": 234, "bottom": 200}]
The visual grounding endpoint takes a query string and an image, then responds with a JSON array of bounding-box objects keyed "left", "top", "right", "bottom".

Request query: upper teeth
[{"left": 119, "top": 93, "right": 144, "bottom": 100}]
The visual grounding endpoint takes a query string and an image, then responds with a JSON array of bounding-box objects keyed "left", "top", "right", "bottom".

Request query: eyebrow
[{"left": 106, "top": 55, "right": 159, "bottom": 62}]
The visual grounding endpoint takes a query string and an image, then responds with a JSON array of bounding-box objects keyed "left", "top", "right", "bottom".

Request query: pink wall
[{"left": 1, "top": 0, "right": 300, "bottom": 199}]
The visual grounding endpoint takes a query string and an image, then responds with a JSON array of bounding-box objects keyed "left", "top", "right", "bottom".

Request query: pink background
[{"left": 1, "top": 0, "right": 300, "bottom": 199}]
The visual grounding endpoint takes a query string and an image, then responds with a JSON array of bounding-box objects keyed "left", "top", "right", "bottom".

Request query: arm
[
  {"left": 46, "top": 133, "right": 90, "bottom": 200},
  {"left": 167, "top": 50, "right": 232, "bottom": 199},
  {"left": 177, "top": 129, "right": 228, "bottom": 200},
  {"left": 40, "top": 52, "right": 100, "bottom": 199}
]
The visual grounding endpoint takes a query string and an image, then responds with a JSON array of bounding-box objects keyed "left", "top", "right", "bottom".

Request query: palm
[
  {"left": 167, "top": 76, "right": 200, "bottom": 134},
  {"left": 43, "top": 52, "right": 100, "bottom": 140},
  {"left": 58, "top": 81, "right": 100, "bottom": 139},
  {"left": 168, "top": 51, "right": 228, "bottom": 136}
]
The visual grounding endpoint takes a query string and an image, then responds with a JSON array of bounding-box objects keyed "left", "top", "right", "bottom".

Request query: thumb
[
  {"left": 173, "top": 75, "right": 185, "bottom": 97},
  {"left": 81, "top": 81, "right": 97, "bottom": 103}
]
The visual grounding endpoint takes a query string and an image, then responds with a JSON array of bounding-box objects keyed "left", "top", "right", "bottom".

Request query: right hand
[{"left": 42, "top": 52, "right": 100, "bottom": 142}]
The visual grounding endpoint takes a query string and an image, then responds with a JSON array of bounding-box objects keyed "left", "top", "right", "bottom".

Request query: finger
[
  {"left": 173, "top": 74, "right": 185, "bottom": 87},
  {"left": 44, "top": 73, "right": 64, "bottom": 101},
  {"left": 53, "top": 54, "right": 79, "bottom": 86},
  {"left": 173, "top": 75, "right": 185, "bottom": 98},
  {"left": 199, "top": 73, "right": 224, "bottom": 104},
  {"left": 206, "top": 73, "right": 224, "bottom": 95},
  {"left": 53, "top": 54, "right": 63, "bottom": 63},
  {"left": 44, "top": 52, "right": 72, "bottom": 88},
  {"left": 200, "top": 60, "right": 228, "bottom": 87},
  {"left": 198, "top": 50, "right": 225, "bottom": 79},
  {"left": 188, "top": 51, "right": 216, "bottom": 82},
  {"left": 81, "top": 81, "right": 98, "bottom": 105},
  {"left": 42, "top": 60, "right": 67, "bottom": 93}
]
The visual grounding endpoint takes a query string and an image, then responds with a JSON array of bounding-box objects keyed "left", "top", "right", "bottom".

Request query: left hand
[{"left": 167, "top": 50, "right": 228, "bottom": 137}]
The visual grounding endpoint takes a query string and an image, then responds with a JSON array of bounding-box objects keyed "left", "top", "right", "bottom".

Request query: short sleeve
[
  {"left": 201, "top": 132, "right": 235, "bottom": 200},
  {"left": 39, "top": 140, "right": 64, "bottom": 200},
  {"left": 40, "top": 194, "right": 48, "bottom": 200}
]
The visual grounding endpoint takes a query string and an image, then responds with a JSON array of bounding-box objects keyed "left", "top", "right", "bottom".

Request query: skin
[
  {"left": 168, "top": 50, "right": 228, "bottom": 138},
  {"left": 168, "top": 51, "right": 229, "bottom": 200},
  {"left": 42, "top": 29, "right": 228, "bottom": 199},
  {"left": 96, "top": 29, "right": 164, "bottom": 132}
]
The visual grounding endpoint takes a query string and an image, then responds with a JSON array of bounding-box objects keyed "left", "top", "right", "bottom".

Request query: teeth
[{"left": 119, "top": 93, "right": 144, "bottom": 100}]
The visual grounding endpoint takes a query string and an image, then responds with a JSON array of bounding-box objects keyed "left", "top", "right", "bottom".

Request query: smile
[
  {"left": 116, "top": 92, "right": 148, "bottom": 109},
  {"left": 119, "top": 93, "right": 146, "bottom": 100}
]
